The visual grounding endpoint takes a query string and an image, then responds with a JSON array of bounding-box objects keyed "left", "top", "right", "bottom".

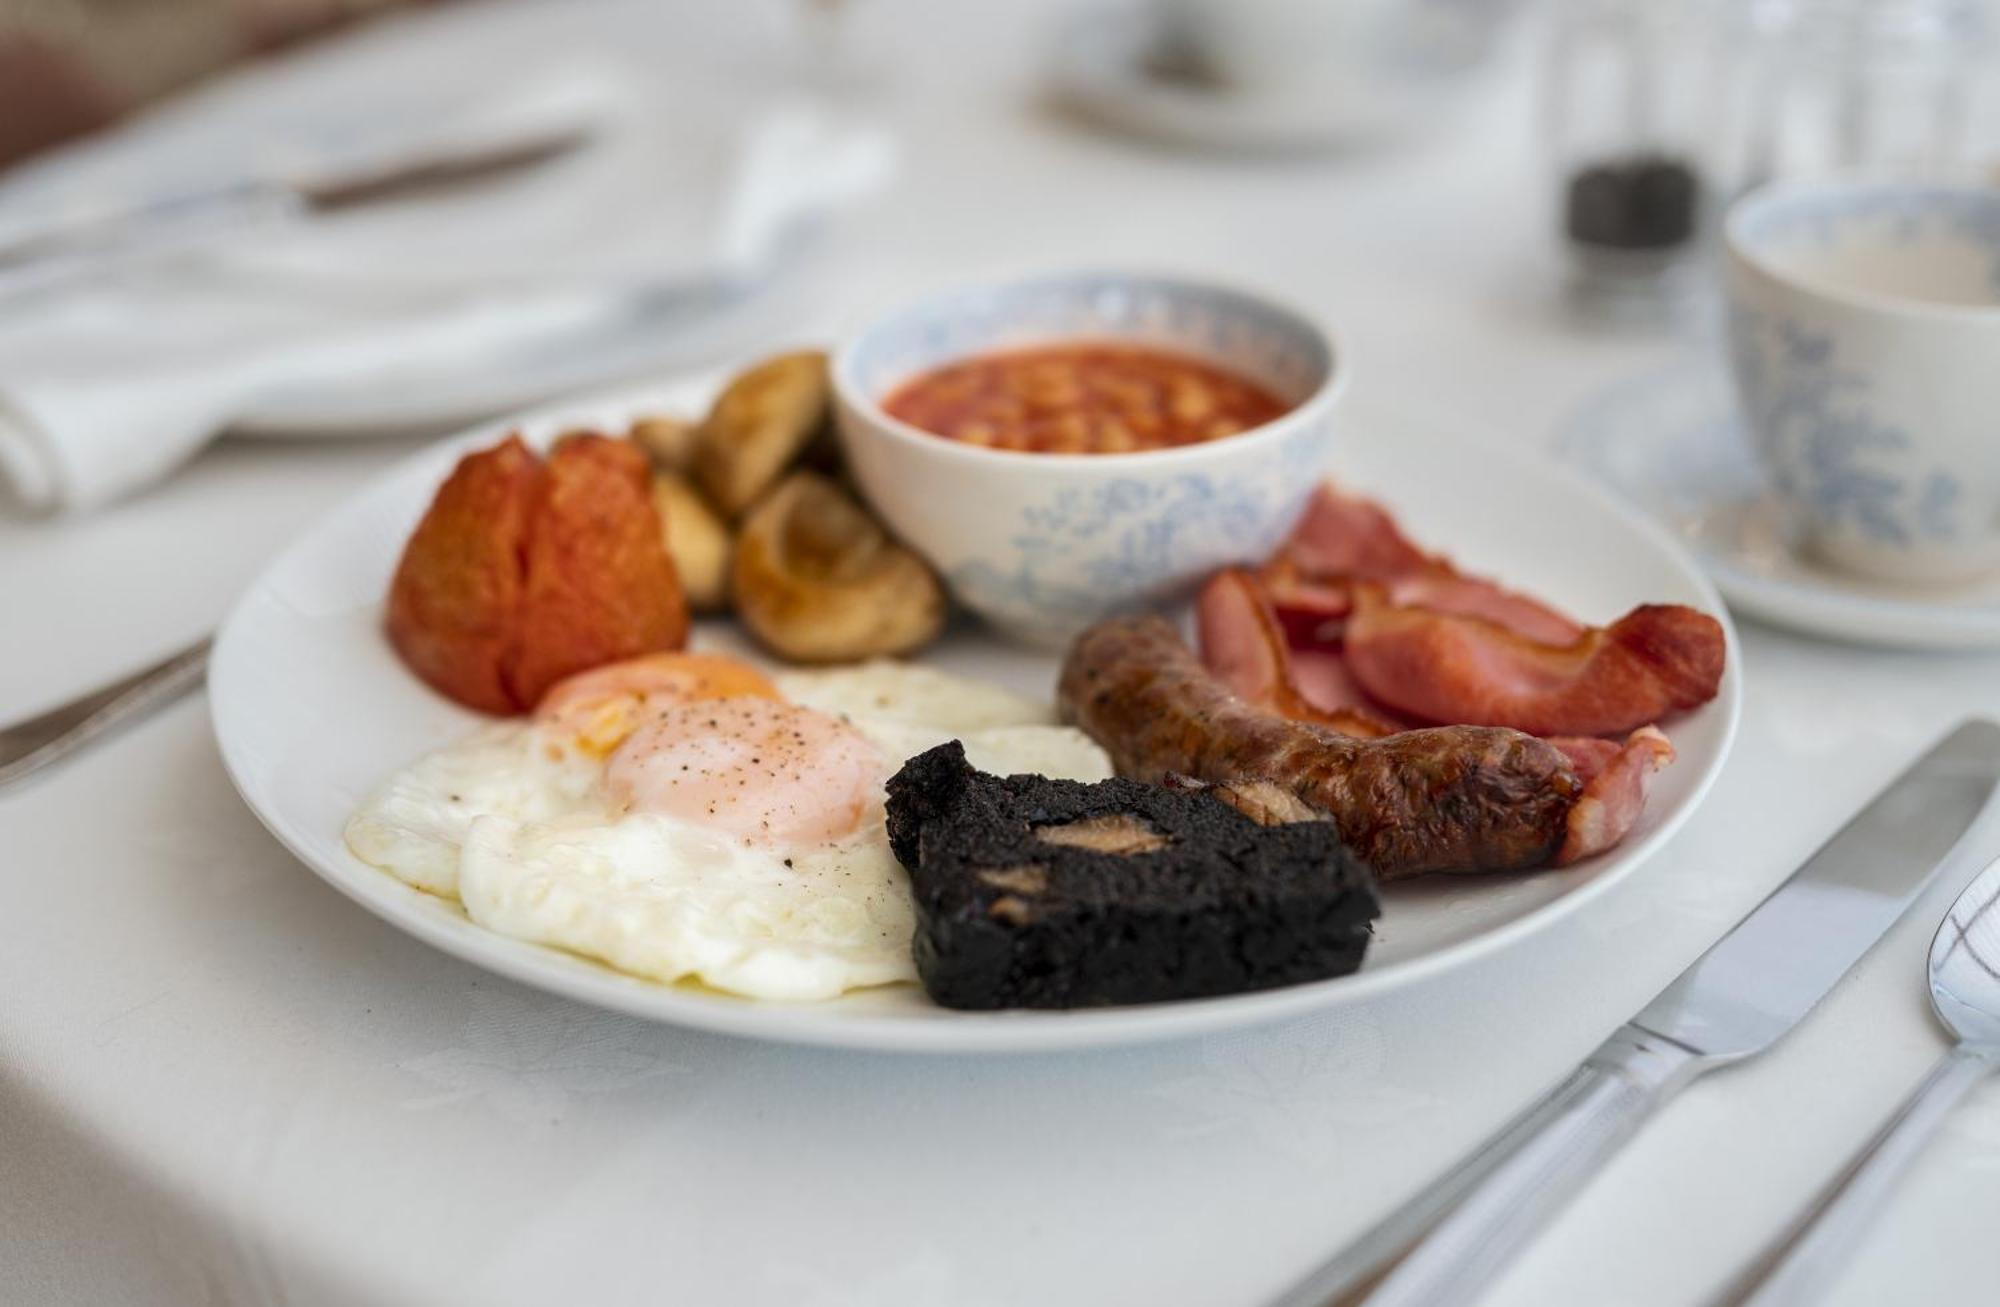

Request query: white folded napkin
[
  {"left": 0, "top": 76, "right": 894, "bottom": 512},
  {"left": 0, "top": 285, "right": 640, "bottom": 511},
  {"left": 0, "top": 358, "right": 258, "bottom": 512}
]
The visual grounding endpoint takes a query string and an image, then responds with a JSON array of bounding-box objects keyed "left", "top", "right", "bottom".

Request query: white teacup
[{"left": 1724, "top": 179, "right": 2000, "bottom": 585}]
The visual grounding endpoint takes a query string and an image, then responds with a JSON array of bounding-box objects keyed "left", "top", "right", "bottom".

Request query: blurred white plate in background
[
  {"left": 0, "top": 0, "right": 848, "bottom": 436},
  {"left": 1048, "top": 1, "right": 1512, "bottom": 153}
]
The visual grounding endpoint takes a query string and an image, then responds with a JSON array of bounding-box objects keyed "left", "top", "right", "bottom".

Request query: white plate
[
  {"left": 1559, "top": 358, "right": 2000, "bottom": 651},
  {"left": 210, "top": 374, "right": 1739, "bottom": 1054}
]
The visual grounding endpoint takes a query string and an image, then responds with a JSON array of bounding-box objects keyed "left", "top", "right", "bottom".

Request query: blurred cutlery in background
[
  {"left": 0, "top": 101, "right": 895, "bottom": 513},
  {"left": 0, "top": 67, "right": 622, "bottom": 301}
]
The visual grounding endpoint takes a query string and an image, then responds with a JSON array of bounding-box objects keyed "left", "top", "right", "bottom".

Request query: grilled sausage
[{"left": 1058, "top": 616, "right": 1583, "bottom": 879}]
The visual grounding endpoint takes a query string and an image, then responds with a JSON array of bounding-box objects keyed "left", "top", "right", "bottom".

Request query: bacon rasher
[
  {"left": 1254, "top": 485, "right": 1725, "bottom": 739},
  {"left": 1551, "top": 727, "right": 1676, "bottom": 864},
  {"left": 1197, "top": 569, "right": 1398, "bottom": 739},
  {"left": 1264, "top": 486, "right": 1581, "bottom": 646},
  {"left": 1343, "top": 588, "right": 1725, "bottom": 738}
]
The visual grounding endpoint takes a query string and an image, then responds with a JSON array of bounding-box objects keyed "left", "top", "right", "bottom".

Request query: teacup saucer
[
  {"left": 1557, "top": 359, "right": 2000, "bottom": 651},
  {"left": 1046, "top": 3, "right": 1465, "bottom": 153}
]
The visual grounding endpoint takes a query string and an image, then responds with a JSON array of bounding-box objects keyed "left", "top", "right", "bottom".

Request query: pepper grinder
[{"left": 1542, "top": 0, "right": 1765, "bottom": 320}]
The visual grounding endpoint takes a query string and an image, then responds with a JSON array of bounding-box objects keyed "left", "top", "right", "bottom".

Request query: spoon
[{"left": 1731, "top": 851, "right": 2000, "bottom": 1306}]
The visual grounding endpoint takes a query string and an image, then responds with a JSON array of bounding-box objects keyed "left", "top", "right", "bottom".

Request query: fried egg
[{"left": 345, "top": 653, "right": 1111, "bottom": 1001}]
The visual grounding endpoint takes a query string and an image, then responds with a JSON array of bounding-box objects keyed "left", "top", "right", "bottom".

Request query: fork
[{"left": 0, "top": 638, "right": 211, "bottom": 793}]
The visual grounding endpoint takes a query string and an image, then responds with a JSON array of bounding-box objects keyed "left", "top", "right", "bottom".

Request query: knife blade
[
  {"left": 1632, "top": 720, "right": 2000, "bottom": 1060},
  {"left": 295, "top": 123, "right": 592, "bottom": 213},
  {"left": 0, "top": 110, "right": 593, "bottom": 286},
  {"left": 1269, "top": 718, "right": 2000, "bottom": 1307}
]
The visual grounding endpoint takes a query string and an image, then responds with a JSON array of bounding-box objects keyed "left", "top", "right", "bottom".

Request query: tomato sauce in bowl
[{"left": 881, "top": 343, "right": 1292, "bottom": 455}]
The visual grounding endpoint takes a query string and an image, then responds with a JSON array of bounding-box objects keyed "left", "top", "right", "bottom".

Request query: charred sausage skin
[{"left": 1058, "top": 616, "right": 1583, "bottom": 879}]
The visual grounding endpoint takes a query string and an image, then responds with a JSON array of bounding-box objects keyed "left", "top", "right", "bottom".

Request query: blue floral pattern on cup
[{"left": 1728, "top": 304, "right": 1963, "bottom": 547}]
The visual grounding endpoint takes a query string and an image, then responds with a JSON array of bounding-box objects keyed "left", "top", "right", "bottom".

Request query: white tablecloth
[{"left": 7, "top": 5, "right": 2000, "bottom": 1304}]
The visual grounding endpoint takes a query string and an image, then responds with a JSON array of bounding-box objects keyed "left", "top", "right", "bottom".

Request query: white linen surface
[{"left": 7, "top": 4, "right": 2000, "bottom": 1307}]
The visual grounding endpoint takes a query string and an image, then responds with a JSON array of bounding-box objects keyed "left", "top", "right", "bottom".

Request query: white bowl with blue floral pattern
[
  {"left": 1724, "top": 179, "right": 2000, "bottom": 585},
  {"left": 831, "top": 272, "right": 1343, "bottom": 646}
]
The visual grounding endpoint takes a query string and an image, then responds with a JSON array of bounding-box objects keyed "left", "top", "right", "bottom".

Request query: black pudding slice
[{"left": 885, "top": 742, "right": 1381, "bottom": 1010}]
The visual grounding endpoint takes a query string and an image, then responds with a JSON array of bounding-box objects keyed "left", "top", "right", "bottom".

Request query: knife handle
[{"left": 1267, "top": 1025, "right": 1703, "bottom": 1307}]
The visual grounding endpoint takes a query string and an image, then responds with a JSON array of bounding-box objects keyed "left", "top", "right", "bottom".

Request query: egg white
[
  {"left": 775, "top": 660, "right": 1054, "bottom": 732},
  {"left": 344, "top": 661, "right": 1111, "bottom": 1001},
  {"left": 456, "top": 813, "right": 916, "bottom": 1000},
  {"left": 342, "top": 724, "right": 604, "bottom": 896}
]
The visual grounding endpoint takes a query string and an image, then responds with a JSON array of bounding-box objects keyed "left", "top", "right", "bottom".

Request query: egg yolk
[
  {"left": 605, "top": 698, "right": 884, "bottom": 846},
  {"left": 536, "top": 652, "right": 780, "bottom": 756}
]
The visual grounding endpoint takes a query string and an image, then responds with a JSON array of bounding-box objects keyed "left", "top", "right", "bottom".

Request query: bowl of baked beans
[{"left": 833, "top": 271, "right": 1342, "bottom": 645}]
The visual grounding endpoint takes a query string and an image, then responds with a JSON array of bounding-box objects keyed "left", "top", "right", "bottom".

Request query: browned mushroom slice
[
  {"left": 694, "top": 351, "right": 833, "bottom": 518},
  {"left": 630, "top": 415, "right": 699, "bottom": 472},
  {"left": 650, "top": 471, "right": 732, "bottom": 613},
  {"left": 733, "top": 471, "right": 946, "bottom": 664},
  {"left": 1034, "top": 813, "right": 1173, "bottom": 855}
]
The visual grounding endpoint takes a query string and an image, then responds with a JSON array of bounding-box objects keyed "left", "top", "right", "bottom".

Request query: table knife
[
  {"left": 1268, "top": 718, "right": 2000, "bottom": 1307},
  {"left": 0, "top": 108, "right": 593, "bottom": 289}
]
